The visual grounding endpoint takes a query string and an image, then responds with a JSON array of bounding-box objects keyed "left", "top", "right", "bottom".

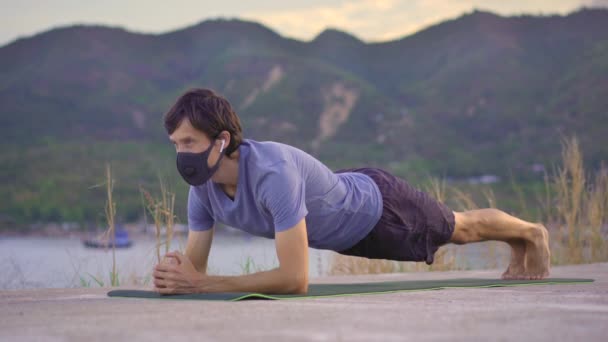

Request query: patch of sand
[
  {"left": 312, "top": 82, "right": 359, "bottom": 150},
  {"left": 240, "top": 65, "right": 285, "bottom": 110}
]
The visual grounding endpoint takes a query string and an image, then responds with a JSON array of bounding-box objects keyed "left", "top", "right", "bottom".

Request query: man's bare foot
[
  {"left": 501, "top": 224, "right": 551, "bottom": 280},
  {"left": 501, "top": 239, "right": 526, "bottom": 280},
  {"left": 523, "top": 224, "right": 551, "bottom": 280}
]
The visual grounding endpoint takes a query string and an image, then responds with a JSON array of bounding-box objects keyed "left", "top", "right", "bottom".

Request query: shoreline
[{"left": 0, "top": 222, "right": 250, "bottom": 239}]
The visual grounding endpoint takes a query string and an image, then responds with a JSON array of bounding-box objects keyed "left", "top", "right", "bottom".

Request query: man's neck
[{"left": 214, "top": 149, "right": 240, "bottom": 199}]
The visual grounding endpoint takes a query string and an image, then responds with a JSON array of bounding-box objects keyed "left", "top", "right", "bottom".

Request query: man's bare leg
[{"left": 449, "top": 208, "right": 550, "bottom": 280}]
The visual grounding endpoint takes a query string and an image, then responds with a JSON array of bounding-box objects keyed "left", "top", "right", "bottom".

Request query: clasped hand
[{"left": 153, "top": 251, "right": 204, "bottom": 295}]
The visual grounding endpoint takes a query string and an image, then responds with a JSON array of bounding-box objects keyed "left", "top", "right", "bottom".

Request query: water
[
  {"left": 0, "top": 233, "right": 509, "bottom": 290},
  {"left": 0, "top": 232, "right": 334, "bottom": 289}
]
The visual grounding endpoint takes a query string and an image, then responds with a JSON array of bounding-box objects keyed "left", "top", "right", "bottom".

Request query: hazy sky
[{"left": 1, "top": 0, "right": 607, "bottom": 47}]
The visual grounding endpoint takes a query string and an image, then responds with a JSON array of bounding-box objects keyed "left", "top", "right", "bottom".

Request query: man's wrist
[{"left": 194, "top": 272, "right": 208, "bottom": 293}]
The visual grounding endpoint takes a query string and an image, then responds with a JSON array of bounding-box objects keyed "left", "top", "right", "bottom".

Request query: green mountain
[{"left": 1, "top": 8, "right": 607, "bottom": 225}]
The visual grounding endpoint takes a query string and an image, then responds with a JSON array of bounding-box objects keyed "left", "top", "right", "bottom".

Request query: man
[{"left": 153, "top": 88, "right": 550, "bottom": 295}]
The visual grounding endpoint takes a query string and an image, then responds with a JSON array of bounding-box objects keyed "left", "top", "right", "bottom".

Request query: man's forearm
[
  {"left": 196, "top": 267, "right": 308, "bottom": 294},
  {"left": 184, "top": 230, "right": 213, "bottom": 275},
  {"left": 185, "top": 252, "right": 208, "bottom": 275}
]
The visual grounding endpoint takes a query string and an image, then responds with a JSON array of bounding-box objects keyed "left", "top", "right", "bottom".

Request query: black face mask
[{"left": 176, "top": 139, "right": 225, "bottom": 186}]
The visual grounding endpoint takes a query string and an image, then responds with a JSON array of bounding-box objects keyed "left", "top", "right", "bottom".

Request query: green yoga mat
[{"left": 107, "top": 278, "right": 593, "bottom": 301}]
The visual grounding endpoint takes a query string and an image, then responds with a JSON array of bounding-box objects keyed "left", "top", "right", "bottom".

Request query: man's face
[
  {"left": 169, "top": 118, "right": 223, "bottom": 168},
  {"left": 169, "top": 118, "right": 211, "bottom": 153}
]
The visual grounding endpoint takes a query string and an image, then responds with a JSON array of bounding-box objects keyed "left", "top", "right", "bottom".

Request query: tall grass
[
  {"left": 509, "top": 170, "right": 531, "bottom": 220},
  {"left": 83, "top": 163, "right": 120, "bottom": 287},
  {"left": 159, "top": 175, "right": 176, "bottom": 254},
  {"left": 75, "top": 170, "right": 180, "bottom": 288},
  {"left": 104, "top": 164, "right": 119, "bottom": 286},
  {"left": 555, "top": 136, "right": 585, "bottom": 262},
  {"left": 588, "top": 165, "right": 608, "bottom": 261},
  {"left": 481, "top": 186, "right": 496, "bottom": 209},
  {"left": 140, "top": 174, "right": 179, "bottom": 265},
  {"left": 427, "top": 176, "right": 447, "bottom": 203},
  {"left": 546, "top": 136, "right": 608, "bottom": 264}
]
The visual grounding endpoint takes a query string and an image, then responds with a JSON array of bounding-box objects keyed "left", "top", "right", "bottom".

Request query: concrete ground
[{"left": 1, "top": 263, "right": 607, "bottom": 342}]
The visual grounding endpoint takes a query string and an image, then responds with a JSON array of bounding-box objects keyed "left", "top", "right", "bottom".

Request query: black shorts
[{"left": 335, "top": 167, "right": 455, "bottom": 265}]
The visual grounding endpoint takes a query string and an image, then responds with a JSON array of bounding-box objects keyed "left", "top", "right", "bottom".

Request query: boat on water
[{"left": 83, "top": 227, "right": 133, "bottom": 249}]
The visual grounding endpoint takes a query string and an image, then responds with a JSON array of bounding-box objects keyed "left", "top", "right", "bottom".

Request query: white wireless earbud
[{"left": 219, "top": 140, "right": 225, "bottom": 153}]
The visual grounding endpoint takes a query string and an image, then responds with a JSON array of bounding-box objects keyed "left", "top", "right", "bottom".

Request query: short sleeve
[
  {"left": 259, "top": 163, "right": 308, "bottom": 232},
  {"left": 187, "top": 186, "right": 215, "bottom": 231}
]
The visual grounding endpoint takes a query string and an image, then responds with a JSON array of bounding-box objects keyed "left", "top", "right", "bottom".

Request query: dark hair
[{"left": 164, "top": 88, "right": 243, "bottom": 157}]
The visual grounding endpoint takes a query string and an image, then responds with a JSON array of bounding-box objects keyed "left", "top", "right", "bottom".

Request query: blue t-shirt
[{"left": 187, "top": 139, "right": 383, "bottom": 252}]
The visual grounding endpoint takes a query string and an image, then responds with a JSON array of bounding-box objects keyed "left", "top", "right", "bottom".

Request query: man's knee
[
  {"left": 450, "top": 211, "right": 479, "bottom": 244},
  {"left": 450, "top": 208, "right": 504, "bottom": 244}
]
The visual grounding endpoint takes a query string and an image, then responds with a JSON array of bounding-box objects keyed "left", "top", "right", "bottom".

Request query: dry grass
[
  {"left": 70, "top": 171, "right": 181, "bottom": 288},
  {"left": 83, "top": 163, "right": 119, "bottom": 286},
  {"left": 426, "top": 176, "right": 447, "bottom": 203},
  {"left": 554, "top": 136, "right": 586, "bottom": 263},
  {"left": 141, "top": 188, "right": 162, "bottom": 264},
  {"left": 537, "top": 168, "right": 556, "bottom": 225},
  {"left": 159, "top": 175, "right": 176, "bottom": 254},
  {"left": 509, "top": 170, "right": 531, "bottom": 220},
  {"left": 547, "top": 136, "right": 608, "bottom": 264},
  {"left": 329, "top": 255, "right": 404, "bottom": 275},
  {"left": 481, "top": 186, "right": 497, "bottom": 209},
  {"left": 587, "top": 164, "right": 608, "bottom": 261},
  {"left": 96, "top": 164, "right": 120, "bottom": 286},
  {"left": 450, "top": 187, "right": 479, "bottom": 211},
  {"left": 328, "top": 246, "right": 461, "bottom": 276},
  {"left": 140, "top": 174, "right": 180, "bottom": 265}
]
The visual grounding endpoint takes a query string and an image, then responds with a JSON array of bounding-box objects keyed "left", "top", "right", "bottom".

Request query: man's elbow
[
  {"left": 294, "top": 276, "right": 309, "bottom": 295},
  {"left": 286, "top": 272, "right": 308, "bottom": 294}
]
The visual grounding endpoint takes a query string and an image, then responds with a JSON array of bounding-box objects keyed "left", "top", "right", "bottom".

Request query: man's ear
[{"left": 218, "top": 131, "right": 231, "bottom": 153}]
